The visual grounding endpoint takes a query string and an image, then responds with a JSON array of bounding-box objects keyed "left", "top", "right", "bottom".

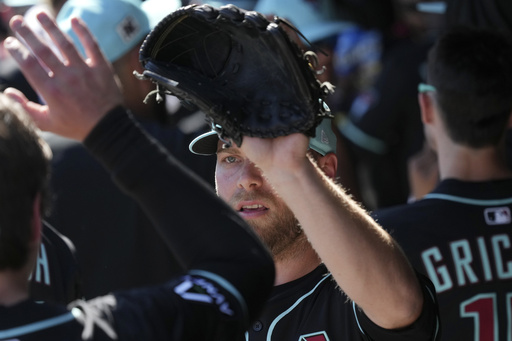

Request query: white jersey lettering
[
  {"left": 477, "top": 236, "right": 493, "bottom": 282},
  {"left": 451, "top": 240, "right": 478, "bottom": 286},
  {"left": 31, "top": 243, "right": 51, "bottom": 285},
  {"left": 422, "top": 247, "right": 453, "bottom": 292},
  {"left": 492, "top": 234, "right": 512, "bottom": 279},
  {"left": 422, "top": 234, "right": 512, "bottom": 293}
]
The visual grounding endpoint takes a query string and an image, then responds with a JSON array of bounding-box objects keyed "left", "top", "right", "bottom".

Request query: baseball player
[
  {"left": 372, "top": 26, "right": 512, "bottom": 340},
  {"left": 0, "top": 11, "right": 274, "bottom": 340},
  {"left": 190, "top": 115, "right": 440, "bottom": 341},
  {"left": 163, "top": 4, "right": 440, "bottom": 341}
]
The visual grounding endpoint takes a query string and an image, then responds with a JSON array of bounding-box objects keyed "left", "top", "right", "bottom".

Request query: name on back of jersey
[
  {"left": 422, "top": 233, "right": 511, "bottom": 293},
  {"left": 28, "top": 243, "right": 51, "bottom": 286}
]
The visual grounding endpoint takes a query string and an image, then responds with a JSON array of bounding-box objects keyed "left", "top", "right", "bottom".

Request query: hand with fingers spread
[{"left": 3, "top": 11, "right": 123, "bottom": 141}]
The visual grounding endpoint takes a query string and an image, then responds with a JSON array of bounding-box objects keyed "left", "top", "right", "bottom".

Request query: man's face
[{"left": 215, "top": 141, "right": 302, "bottom": 258}]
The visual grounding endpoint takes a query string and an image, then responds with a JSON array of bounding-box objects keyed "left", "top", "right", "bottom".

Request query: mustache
[{"left": 228, "top": 189, "right": 275, "bottom": 209}]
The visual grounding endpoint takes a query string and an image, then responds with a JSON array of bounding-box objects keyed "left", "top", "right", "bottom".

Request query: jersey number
[{"left": 460, "top": 292, "right": 512, "bottom": 341}]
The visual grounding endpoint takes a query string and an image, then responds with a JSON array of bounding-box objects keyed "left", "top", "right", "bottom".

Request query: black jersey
[
  {"left": 0, "top": 272, "right": 246, "bottom": 340},
  {"left": 246, "top": 264, "right": 440, "bottom": 341},
  {"left": 29, "top": 221, "right": 82, "bottom": 304},
  {"left": 0, "top": 107, "right": 273, "bottom": 340},
  {"left": 373, "top": 179, "right": 512, "bottom": 340},
  {"left": 43, "top": 115, "right": 215, "bottom": 299}
]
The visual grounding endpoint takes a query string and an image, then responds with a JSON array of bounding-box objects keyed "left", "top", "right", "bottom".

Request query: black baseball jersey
[
  {"left": 246, "top": 264, "right": 440, "bottom": 340},
  {"left": 373, "top": 179, "right": 512, "bottom": 340},
  {"left": 0, "top": 272, "right": 245, "bottom": 340},
  {"left": 0, "top": 107, "right": 273, "bottom": 340},
  {"left": 44, "top": 116, "right": 215, "bottom": 299},
  {"left": 29, "top": 221, "right": 82, "bottom": 304}
]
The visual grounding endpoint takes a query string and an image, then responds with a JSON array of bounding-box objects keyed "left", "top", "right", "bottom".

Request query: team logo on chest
[{"left": 299, "top": 331, "right": 330, "bottom": 341}]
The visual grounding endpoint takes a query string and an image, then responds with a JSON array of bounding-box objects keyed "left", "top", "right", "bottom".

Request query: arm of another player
[
  {"left": 4, "top": 10, "right": 275, "bottom": 330},
  {"left": 240, "top": 133, "right": 425, "bottom": 330}
]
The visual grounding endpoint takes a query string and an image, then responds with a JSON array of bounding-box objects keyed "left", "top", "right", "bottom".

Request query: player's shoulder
[
  {"left": 370, "top": 198, "right": 443, "bottom": 248},
  {"left": 371, "top": 199, "right": 430, "bottom": 225}
]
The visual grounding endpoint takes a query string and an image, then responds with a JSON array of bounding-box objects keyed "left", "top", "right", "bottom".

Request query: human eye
[{"left": 222, "top": 155, "right": 239, "bottom": 164}]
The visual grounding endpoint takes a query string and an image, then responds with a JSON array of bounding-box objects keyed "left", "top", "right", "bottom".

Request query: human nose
[{"left": 237, "top": 161, "right": 263, "bottom": 190}]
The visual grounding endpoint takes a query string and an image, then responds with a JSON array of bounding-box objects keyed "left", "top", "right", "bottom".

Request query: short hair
[
  {"left": 0, "top": 94, "right": 52, "bottom": 270},
  {"left": 427, "top": 26, "right": 512, "bottom": 148}
]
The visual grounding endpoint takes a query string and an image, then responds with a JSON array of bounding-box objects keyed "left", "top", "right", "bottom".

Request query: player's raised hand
[{"left": 3, "top": 11, "right": 123, "bottom": 141}]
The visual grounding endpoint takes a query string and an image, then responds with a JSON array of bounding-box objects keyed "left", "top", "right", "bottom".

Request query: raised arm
[
  {"left": 4, "top": 11, "right": 274, "bottom": 324},
  {"left": 239, "top": 133, "right": 424, "bottom": 329}
]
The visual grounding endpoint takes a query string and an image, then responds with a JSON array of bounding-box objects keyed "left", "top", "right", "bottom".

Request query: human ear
[{"left": 318, "top": 153, "right": 338, "bottom": 179}]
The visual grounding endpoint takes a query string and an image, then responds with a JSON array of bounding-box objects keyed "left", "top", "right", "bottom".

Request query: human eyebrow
[
  {"left": 217, "top": 142, "right": 235, "bottom": 153},
  {"left": 217, "top": 144, "right": 244, "bottom": 158}
]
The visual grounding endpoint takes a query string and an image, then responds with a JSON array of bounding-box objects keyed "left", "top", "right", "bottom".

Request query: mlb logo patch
[
  {"left": 484, "top": 207, "right": 511, "bottom": 225},
  {"left": 299, "top": 331, "right": 330, "bottom": 341}
]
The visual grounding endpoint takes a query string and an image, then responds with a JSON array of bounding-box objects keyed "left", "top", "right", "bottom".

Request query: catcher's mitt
[{"left": 138, "top": 4, "right": 334, "bottom": 147}]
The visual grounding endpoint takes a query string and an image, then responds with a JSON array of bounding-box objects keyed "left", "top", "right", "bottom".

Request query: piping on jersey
[
  {"left": 424, "top": 284, "right": 441, "bottom": 339},
  {"left": 352, "top": 301, "right": 365, "bottom": 337},
  {"left": 189, "top": 269, "right": 248, "bottom": 320},
  {"left": 244, "top": 272, "right": 333, "bottom": 341},
  {"left": 423, "top": 193, "right": 512, "bottom": 206},
  {"left": 0, "top": 312, "right": 75, "bottom": 338}
]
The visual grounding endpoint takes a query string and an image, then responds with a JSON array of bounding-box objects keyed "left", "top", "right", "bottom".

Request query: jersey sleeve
[
  {"left": 352, "top": 273, "right": 441, "bottom": 341},
  {"left": 70, "top": 271, "right": 247, "bottom": 340},
  {"left": 82, "top": 106, "right": 274, "bottom": 332}
]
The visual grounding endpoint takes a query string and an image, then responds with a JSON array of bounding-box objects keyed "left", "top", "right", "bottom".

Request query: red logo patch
[{"left": 300, "top": 331, "right": 329, "bottom": 341}]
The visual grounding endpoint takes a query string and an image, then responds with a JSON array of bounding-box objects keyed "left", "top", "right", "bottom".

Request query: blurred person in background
[
  {"left": 43, "top": 0, "right": 215, "bottom": 299},
  {"left": 373, "top": 26, "right": 512, "bottom": 340},
  {"left": 0, "top": 0, "right": 40, "bottom": 102},
  {"left": 336, "top": 0, "right": 445, "bottom": 209}
]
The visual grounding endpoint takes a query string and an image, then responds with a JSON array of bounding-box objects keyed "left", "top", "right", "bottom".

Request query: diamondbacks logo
[
  {"left": 299, "top": 331, "right": 330, "bottom": 341},
  {"left": 174, "top": 275, "right": 234, "bottom": 316},
  {"left": 484, "top": 207, "right": 511, "bottom": 225}
]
